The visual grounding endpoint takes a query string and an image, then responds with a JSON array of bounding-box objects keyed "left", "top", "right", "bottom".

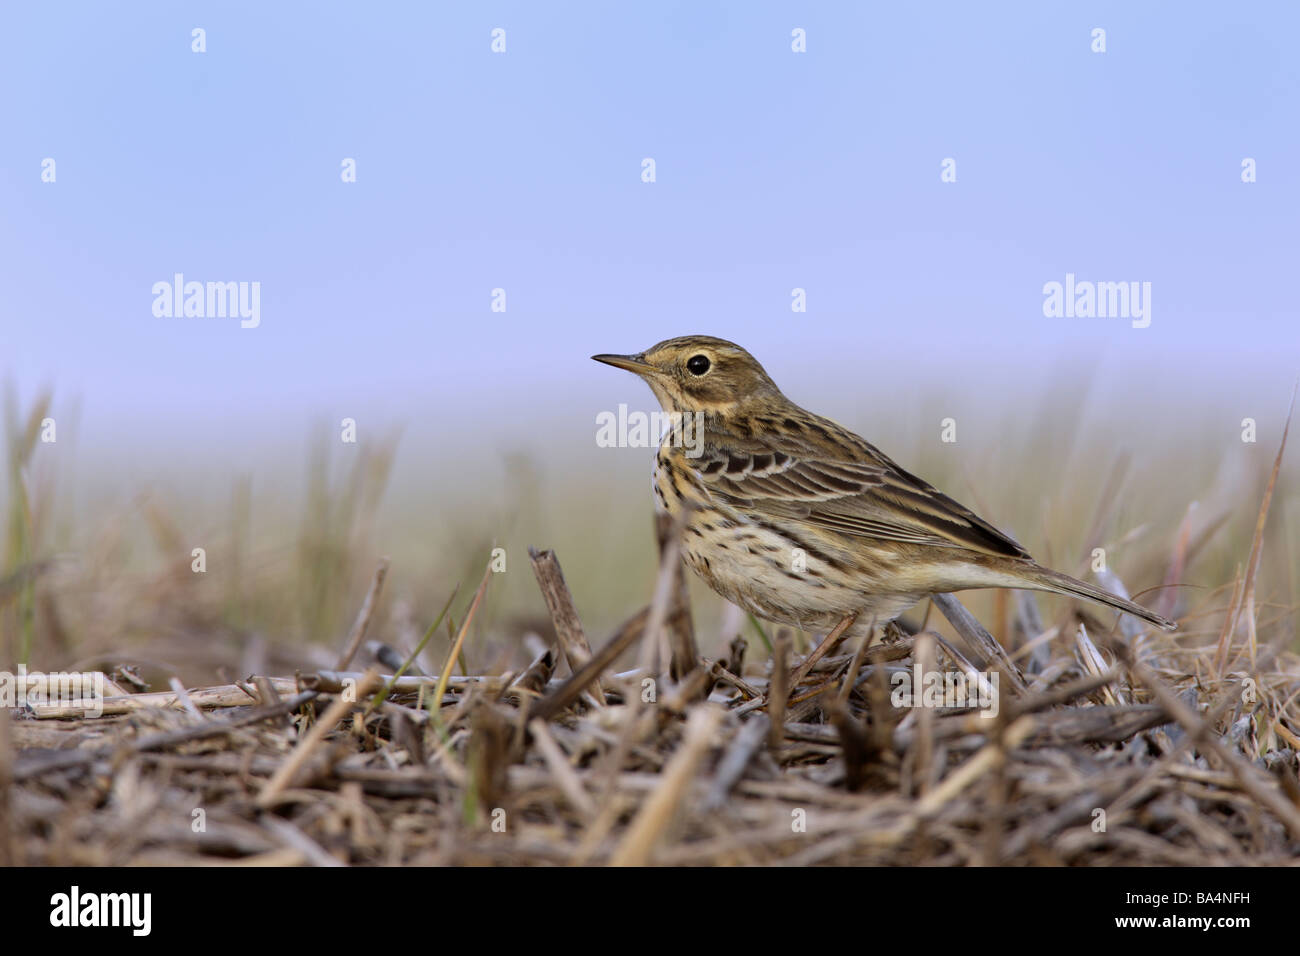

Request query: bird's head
[{"left": 592, "top": 335, "right": 780, "bottom": 414}]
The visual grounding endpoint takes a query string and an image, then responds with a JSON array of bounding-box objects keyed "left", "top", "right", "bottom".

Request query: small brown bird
[{"left": 594, "top": 335, "right": 1176, "bottom": 636}]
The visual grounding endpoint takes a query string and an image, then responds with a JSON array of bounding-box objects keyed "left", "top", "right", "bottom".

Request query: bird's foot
[{"left": 881, "top": 620, "right": 908, "bottom": 644}]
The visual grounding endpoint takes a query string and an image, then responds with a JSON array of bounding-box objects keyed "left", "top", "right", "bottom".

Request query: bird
[{"left": 592, "top": 335, "right": 1176, "bottom": 638}]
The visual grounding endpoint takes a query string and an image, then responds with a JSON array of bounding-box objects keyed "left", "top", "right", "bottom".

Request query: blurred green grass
[{"left": 1, "top": 374, "right": 1296, "bottom": 687}]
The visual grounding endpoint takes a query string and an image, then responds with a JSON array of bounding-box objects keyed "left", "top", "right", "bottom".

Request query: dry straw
[{"left": 2, "top": 402, "right": 1298, "bottom": 866}]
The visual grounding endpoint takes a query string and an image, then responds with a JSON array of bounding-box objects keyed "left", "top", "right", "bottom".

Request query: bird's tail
[{"left": 1023, "top": 566, "right": 1176, "bottom": 632}]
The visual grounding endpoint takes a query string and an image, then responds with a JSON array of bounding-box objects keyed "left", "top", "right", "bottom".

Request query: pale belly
[
  {"left": 652, "top": 451, "right": 922, "bottom": 631},
  {"left": 684, "top": 533, "right": 924, "bottom": 632}
]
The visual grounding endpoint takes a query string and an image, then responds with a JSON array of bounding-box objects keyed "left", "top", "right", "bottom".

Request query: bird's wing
[{"left": 691, "top": 439, "right": 1030, "bottom": 559}]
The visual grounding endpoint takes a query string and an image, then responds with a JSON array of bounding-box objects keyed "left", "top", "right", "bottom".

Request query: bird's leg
[{"left": 787, "top": 612, "right": 858, "bottom": 690}]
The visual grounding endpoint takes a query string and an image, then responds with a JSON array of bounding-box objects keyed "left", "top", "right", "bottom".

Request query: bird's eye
[{"left": 686, "top": 354, "right": 711, "bottom": 376}]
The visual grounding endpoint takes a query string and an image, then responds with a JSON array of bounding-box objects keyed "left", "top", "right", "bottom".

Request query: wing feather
[{"left": 690, "top": 428, "right": 1029, "bottom": 559}]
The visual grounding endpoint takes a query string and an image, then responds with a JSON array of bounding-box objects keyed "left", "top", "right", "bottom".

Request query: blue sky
[{"left": 2, "top": 1, "right": 1297, "bottom": 447}]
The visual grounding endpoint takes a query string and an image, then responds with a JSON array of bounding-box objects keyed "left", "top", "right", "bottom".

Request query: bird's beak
[{"left": 591, "top": 352, "right": 656, "bottom": 376}]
